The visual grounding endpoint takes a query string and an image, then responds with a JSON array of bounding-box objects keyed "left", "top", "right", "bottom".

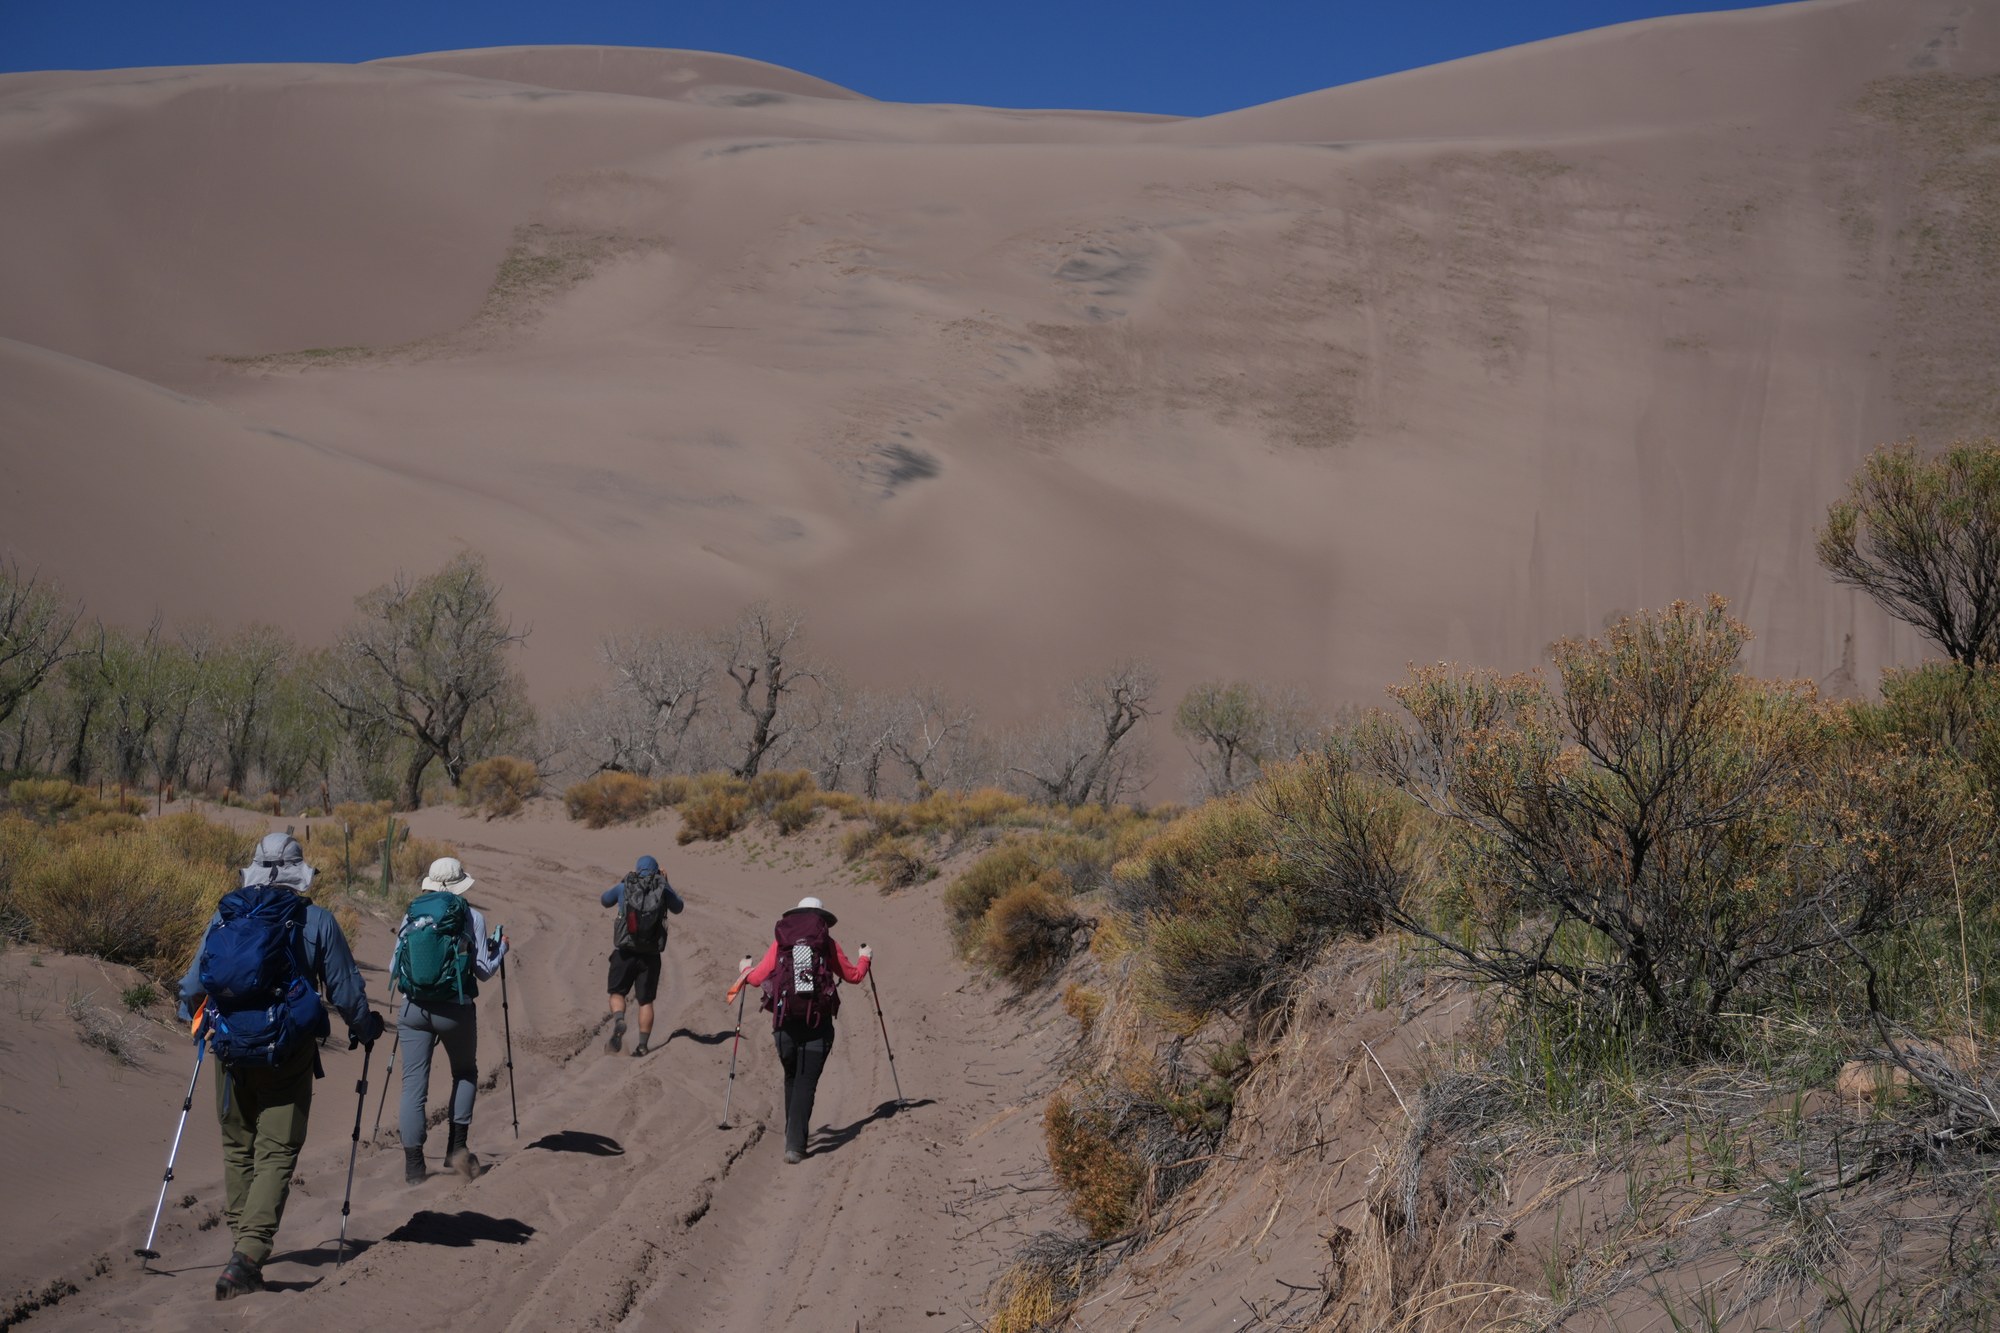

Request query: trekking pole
[
  {"left": 863, "top": 953, "right": 905, "bottom": 1107},
  {"left": 136, "top": 1012, "right": 207, "bottom": 1264},
  {"left": 369, "top": 976, "right": 400, "bottom": 1144},
  {"left": 719, "top": 956, "right": 751, "bottom": 1130},
  {"left": 498, "top": 948, "right": 519, "bottom": 1139},
  {"left": 338, "top": 1039, "right": 374, "bottom": 1268}
]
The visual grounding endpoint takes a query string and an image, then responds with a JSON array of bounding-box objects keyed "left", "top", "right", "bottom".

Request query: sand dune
[{"left": 0, "top": 0, "right": 1991, "bottom": 752}]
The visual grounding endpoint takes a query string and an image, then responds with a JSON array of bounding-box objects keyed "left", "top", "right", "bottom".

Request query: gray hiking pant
[{"left": 398, "top": 996, "right": 478, "bottom": 1151}]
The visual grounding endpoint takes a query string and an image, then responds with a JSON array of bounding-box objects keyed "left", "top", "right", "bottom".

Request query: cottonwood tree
[
  {"left": 717, "top": 603, "right": 819, "bottom": 780},
  {"left": 1010, "top": 661, "right": 1158, "bottom": 806},
  {"left": 0, "top": 559, "right": 80, "bottom": 731},
  {"left": 321, "top": 553, "right": 530, "bottom": 808},
  {"left": 888, "top": 685, "right": 978, "bottom": 794},
  {"left": 601, "top": 627, "right": 711, "bottom": 772},
  {"left": 1819, "top": 439, "right": 2000, "bottom": 666},
  {"left": 1176, "top": 680, "right": 1328, "bottom": 798},
  {"left": 203, "top": 624, "right": 294, "bottom": 793}
]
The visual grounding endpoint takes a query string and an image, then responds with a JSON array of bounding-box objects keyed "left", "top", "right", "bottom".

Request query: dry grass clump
[
  {"left": 945, "top": 843, "right": 1045, "bottom": 947},
  {"left": 677, "top": 788, "right": 751, "bottom": 844},
  {"left": 770, "top": 795, "right": 818, "bottom": 834},
  {"left": 985, "top": 1233, "right": 1112, "bottom": 1333},
  {"left": 1044, "top": 1091, "right": 1147, "bottom": 1239},
  {"left": 1062, "top": 983, "right": 1105, "bottom": 1036},
  {"left": 459, "top": 756, "right": 539, "bottom": 818},
  {"left": 9, "top": 817, "right": 240, "bottom": 977},
  {"left": 985, "top": 881, "right": 1087, "bottom": 985},
  {"left": 6, "top": 778, "right": 147, "bottom": 822},
  {"left": 747, "top": 769, "right": 814, "bottom": 806},
  {"left": 151, "top": 811, "right": 256, "bottom": 870},
  {"left": 564, "top": 771, "right": 657, "bottom": 828},
  {"left": 866, "top": 836, "right": 937, "bottom": 890},
  {"left": 68, "top": 991, "right": 163, "bottom": 1067}
]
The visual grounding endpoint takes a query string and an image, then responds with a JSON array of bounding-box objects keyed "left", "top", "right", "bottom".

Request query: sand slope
[{"left": 4, "top": 2, "right": 1994, "bottom": 729}]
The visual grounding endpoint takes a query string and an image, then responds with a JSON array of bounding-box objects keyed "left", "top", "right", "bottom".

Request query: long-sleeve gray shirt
[{"left": 177, "top": 898, "right": 375, "bottom": 1030}]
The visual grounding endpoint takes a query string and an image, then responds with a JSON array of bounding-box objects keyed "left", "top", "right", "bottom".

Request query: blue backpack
[{"left": 198, "top": 885, "right": 329, "bottom": 1066}]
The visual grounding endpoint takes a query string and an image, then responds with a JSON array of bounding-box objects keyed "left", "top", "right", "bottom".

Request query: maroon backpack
[{"left": 762, "top": 908, "right": 841, "bottom": 1029}]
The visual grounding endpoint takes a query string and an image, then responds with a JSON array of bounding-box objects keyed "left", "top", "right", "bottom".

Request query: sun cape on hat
[
  {"left": 243, "top": 830, "right": 316, "bottom": 895},
  {"left": 422, "top": 856, "right": 475, "bottom": 897}
]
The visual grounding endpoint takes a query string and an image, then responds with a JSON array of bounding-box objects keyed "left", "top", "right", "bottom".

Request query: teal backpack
[{"left": 393, "top": 890, "right": 477, "bottom": 1004}]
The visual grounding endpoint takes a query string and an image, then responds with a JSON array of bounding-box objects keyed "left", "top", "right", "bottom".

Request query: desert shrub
[
  {"left": 985, "top": 880, "right": 1086, "bottom": 984},
  {"left": 770, "top": 795, "right": 818, "bottom": 835},
  {"left": 1853, "top": 661, "right": 2000, "bottom": 796},
  {"left": 816, "top": 790, "right": 864, "bottom": 818},
  {"left": 7, "top": 778, "right": 84, "bottom": 820},
  {"left": 1281, "top": 598, "right": 1994, "bottom": 1060},
  {"left": 150, "top": 811, "right": 256, "bottom": 870},
  {"left": 1044, "top": 1093, "right": 1145, "bottom": 1239},
  {"left": 866, "top": 836, "right": 935, "bottom": 890},
  {"left": 986, "top": 1235, "right": 1110, "bottom": 1333},
  {"left": 840, "top": 823, "right": 889, "bottom": 862},
  {"left": 986, "top": 1262, "right": 1059, "bottom": 1333},
  {"left": 17, "top": 837, "right": 227, "bottom": 975},
  {"left": 747, "top": 769, "right": 815, "bottom": 807},
  {"left": 1062, "top": 983, "right": 1105, "bottom": 1036},
  {"left": 315, "top": 804, "right": 453, "bottom": 894},
  {"left": 654, "top": 774, "right": 694, "bottom": 806},
  {"left": 1113, "top": 788, "right": 1347, "bottom": 1022},
  {"left": 945, "top": 844, "right": 1043, "bottom": 948},
  {"left": 460, "top": 756, "right": 539, "bottom": 818},
  {"left": 677, "top": 789, "right": 750, "bottom": 844},
  {"left": 53, "top": 811, "right": 146, "bottom": 842},
  {"left": 565, "top": 771, "right": 657, "bottom": 828},
  {"left": 121, "top": 981, "right": 159, "bottom": 1012}
]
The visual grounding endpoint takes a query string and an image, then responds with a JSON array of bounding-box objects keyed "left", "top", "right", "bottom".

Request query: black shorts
[{"left": 607, "top": 949, "right": 662, "bottom": 1003}]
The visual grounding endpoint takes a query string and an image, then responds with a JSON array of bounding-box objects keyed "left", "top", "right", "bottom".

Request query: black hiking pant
[{"left": 774, "top": 1020, "right": 835, "bottom": 1156}]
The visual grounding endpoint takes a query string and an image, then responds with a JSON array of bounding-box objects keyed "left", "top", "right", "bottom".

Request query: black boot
[
  {"left": 215, "top": 1251, "right": 263, "bottom": 1300},
  {"left": 404, "top": 1146, "right": 426, "bottom": 1184},
  {"left": 444, "top": 1121, "right": 479, "bottom": 1179}
]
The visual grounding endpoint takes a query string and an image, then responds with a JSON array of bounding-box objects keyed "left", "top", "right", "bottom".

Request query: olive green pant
[{"left": 214, "top": 1041, "right": 316, "bottom": 1264}]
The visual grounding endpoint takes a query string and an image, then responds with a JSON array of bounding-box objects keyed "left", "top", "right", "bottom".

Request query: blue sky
[{"left": 2, "top": 1, "right": 1793, "bottom": 116}]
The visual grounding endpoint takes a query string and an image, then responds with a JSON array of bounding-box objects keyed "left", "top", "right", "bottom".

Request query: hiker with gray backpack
[
  {"left": 602, "top": 854, "right": 683, "bottom": 1057},
  {"left": 176, "top": 832, "right": 384, "bottom": 1299},
  {"left": 391, "top": 856, "right": 509, "bottom": 1184}
]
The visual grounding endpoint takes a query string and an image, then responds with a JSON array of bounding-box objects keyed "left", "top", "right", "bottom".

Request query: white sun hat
[{"left": 422, "top": 856, "right": 475, "bottom": 896}]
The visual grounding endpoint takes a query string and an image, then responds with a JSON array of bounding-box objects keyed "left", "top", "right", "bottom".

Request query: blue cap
[{"left": 637, "top": 855, "right": 659, "bottom": 874}]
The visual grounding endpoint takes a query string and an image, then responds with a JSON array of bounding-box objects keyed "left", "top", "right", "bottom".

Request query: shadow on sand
[
  {"left": 810, "top": 1097, "right": 937, "bottom": 1157},
  {"left": 665, "top": 1026, "right": 733, "bottom": 1046},
  {"left": 526, "top": 1130, "right": 624, "bottom": 1156},
  {"left": 382, "top": 1211, "right": 535, "bottom": 1247}
]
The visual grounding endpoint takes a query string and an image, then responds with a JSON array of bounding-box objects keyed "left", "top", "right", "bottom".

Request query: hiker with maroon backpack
[
  {"left": 726, "top": 896, "right": 872, "bottom": 1164},
  {"left": 176, "top": 832, "right": 384, "bottom": 1300},
  {"left": 602, "top": 854, "right": 684, "bottom": 1058},
  {"left": 391, "top": 856, "right": 508, "bottom": 1185}
]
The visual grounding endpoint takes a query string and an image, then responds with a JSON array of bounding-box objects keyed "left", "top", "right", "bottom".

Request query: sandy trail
[{"left": 0, "top": 803, "right": 1066, "bottom": 1332}]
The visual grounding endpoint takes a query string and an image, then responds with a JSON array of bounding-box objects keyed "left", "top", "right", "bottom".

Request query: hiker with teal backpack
[
  {"left": 601, "top": 854, "right": 683, "bottom": 1057},
  {"left": 391, "top": 856, "right": 508, "bottom": 1184},
  {"left": 176, "top": 832, "right": 384, "bottom": 1300}
]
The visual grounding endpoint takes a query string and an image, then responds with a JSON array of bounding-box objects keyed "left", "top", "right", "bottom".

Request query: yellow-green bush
[
  {"left": 1044, "top": 1093, "right": 1145, "bottom": 1239},
  {"left": 945, "top": 844, "right": 1043, "bottom": 948},
  {"left": 677, "top": 789, "right": 750, "bottom": 844},
  {"left": 1062, "top": 983, "right": 1105, "bottom": 1036},
  {"left": 17, "top": 837, "right": 225, "bottom": 973},
  {"left": 840, "top": 823, "right": 889, "bottom": 862},
  {"left": 771, "top": 795, "right": 819, "bottom": 834},
  {"left": 565, "top": 771, "right": 658, "bottom": 828},
  {"left": 8, "top": 778, "right": 84, "bottom": 818},
  {"left": 985, "top": 879, "right": 1085, "bottom": 984},
  {"left": 151, "top": 811, "right": 256, "bottom": 870},
  {"left": 654, "top": 774, "right": 694, "bottom": 806},
  {"left": 748, "top": 769, "right": 815, "bottom": 807},
  {"left": 866, "top": 836, "right": 936, "bottom": 889},
  {"left": 460, "top": 756, "right": 540, "bottom": 818}
]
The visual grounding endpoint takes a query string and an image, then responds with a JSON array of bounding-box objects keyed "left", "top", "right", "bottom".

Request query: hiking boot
[
  {"left": 784, "top": 1149, "right": 804, "bottom": 1165},
  {"left": 404, "top": 1146, "right": 427, "bottom": 1185},
  {"left": 444, "top": 1121, "right": 479, "bottom": 1179},
  {"left": 630, "top": 1035, "right": 650, "bottom": 1058},
  {"left": 215, "top": 1252, "right": 263, "bottom": 1300},
  {"left": 607, "top": 1015, "right": 626, "bottom": 1053}
]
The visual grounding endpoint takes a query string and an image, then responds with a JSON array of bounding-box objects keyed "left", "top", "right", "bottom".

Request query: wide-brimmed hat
[
  {"left": 785, "top": 895, "right": 836, "bottom": 926},
  {"left": 422, "top": 856, "right": 475, "bottom": 897},
  {"left": 243, "top": 831, "right": 315, "bottom": 895}
]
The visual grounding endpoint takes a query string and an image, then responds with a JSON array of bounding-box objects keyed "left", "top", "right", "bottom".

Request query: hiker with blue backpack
[
  {"left": 602, "top": 854, "right": 683, "bottom": 1058},
  {"left": 726, "top": 897, "right": 871, "bottom": 1164},
  {"left": 176, "top": 832, "right": 384, "bottom": 1300},
  {"left": 391, "top": 856, "right": 508, "bottom": 1184}
]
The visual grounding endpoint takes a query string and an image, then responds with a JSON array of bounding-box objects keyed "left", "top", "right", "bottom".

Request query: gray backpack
[{"left": 613, "top": 871, "right": 671, "bottom": 954}]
